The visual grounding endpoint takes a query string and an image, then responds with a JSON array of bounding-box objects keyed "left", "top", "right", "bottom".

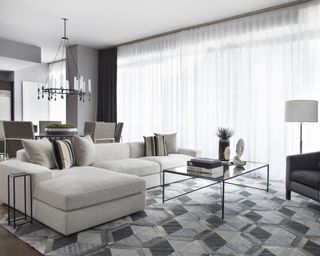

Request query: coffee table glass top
[{"left": 164, "top": 161, "right": 268, "bottom": 181}]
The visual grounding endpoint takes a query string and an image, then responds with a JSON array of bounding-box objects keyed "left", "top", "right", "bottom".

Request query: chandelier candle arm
[{"left": 38, "top": 18, "right": 91, "bottom": 102}]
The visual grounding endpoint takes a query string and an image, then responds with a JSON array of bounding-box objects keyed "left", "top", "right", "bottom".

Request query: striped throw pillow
[
  {"left": 144, "top": 136, "right": 156, "bottom": 156},
  {"left": 155, "top": 135, "right": 168, "bottom": 156},
  {"left": 144, "top": 136, "right": 168, "bottom": 156},
  {"left": 52, "top": 139, "right": 75, "bottom": 169}
]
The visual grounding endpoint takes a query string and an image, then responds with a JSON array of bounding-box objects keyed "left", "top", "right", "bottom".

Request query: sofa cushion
[
  {"left": 94, "top": 143, "right": 130, "bottom": 162},
  {"left": 141, "top": 154, "right": 191, "bottom": 171},
  {"left": 73, "top": 135, "right": 96, "bottom": 166},
  {"left": 154, "top": 132, "right": 178, "bottom": 153},
  {"left": 34, "top": 166, "right": 145, "bottom": 211},
  {"left": 93, "top": 158, "right": 160, "bottom": 177},
  {"left": 128, "top": 142, "right": 144, "bottom": 158},
  {"left": 22, "top": 138, "right": 56, "bottom": 169},
  {"left": 291, "top": 170, "right": 320, "bottom": 189},
  {"left": 52, "top": 139, "right": 75, "bottom": 169}
]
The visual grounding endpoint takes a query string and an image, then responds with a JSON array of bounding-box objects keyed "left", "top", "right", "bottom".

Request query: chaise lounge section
[{"left": 0, "top": 141, "right": 200, "bottom": 235}]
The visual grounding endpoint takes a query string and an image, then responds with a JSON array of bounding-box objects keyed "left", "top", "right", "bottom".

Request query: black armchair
[{"left": 286, "top": 151, "right": 320, "bottom": 201}]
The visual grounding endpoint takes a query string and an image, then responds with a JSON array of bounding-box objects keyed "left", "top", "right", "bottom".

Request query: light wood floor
[{"left": 0, "top": 204, "right": 41, "bottom": 256}]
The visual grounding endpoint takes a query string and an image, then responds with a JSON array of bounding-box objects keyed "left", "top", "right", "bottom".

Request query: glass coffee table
[{"left": 162, "top": 161, "right": 269, "bottom": 219}]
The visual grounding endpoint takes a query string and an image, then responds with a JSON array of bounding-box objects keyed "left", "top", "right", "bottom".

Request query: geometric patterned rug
[{"left": 1, "top": 176, "right": 320, "bottom": 256}]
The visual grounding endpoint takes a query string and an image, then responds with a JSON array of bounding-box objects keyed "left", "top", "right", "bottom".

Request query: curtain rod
[{"left": 113, "top": 0, "right": 311, "bottom": 48}]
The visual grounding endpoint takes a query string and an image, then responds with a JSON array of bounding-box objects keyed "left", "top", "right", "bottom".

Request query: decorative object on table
[
  {"left": 188, "top": 157, "right": 222, "bottom": 169},
  {"left": 187, "top": 158, "right": 223, "bottom": 177},
  {"left": 37, "top": 18, "right": 91, "bottom": 102},
  {"left": 223, "top": 146, "right": 231, "bottom": 161},
  {"left": 216, "top": 127, "right": 234, "bottom": 161},
  {"left": 45, "top": 124, "right": 78, "bottom": 136},
  {"left": 233, "top": 138, "right": 246, "bottom": 167},
  {"left": 285, "top": 100, "right": 318, "bottom": 154}
]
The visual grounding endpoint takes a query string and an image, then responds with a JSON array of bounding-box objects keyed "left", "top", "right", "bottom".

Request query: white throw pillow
[
  {"left": 22, "top": 138, "right": 55, "bottom": 169},
  {"left": 73, "top": 135, "right": 96, "bottom": 166}
]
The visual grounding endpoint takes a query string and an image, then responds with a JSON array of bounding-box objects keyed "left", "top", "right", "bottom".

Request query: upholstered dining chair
[
  {"left": 84, "top": 121, "right": 96, "bottom": 138},
  {"left": 93, "top": 122, "right": 116, "bottom": 143},
  {"left": 3, "top": 121, "right": 35, "bottom": 158},
  {"left": 114, "top": 122, "right": 124, "bottom": 143},
  {"left": 39, "top": 120, "right": 62, "bottom": 135}
]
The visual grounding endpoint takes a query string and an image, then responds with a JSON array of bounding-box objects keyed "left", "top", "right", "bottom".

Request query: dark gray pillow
[
  {"left": 154, "top": 132, "right": 178, "bottom": 154},
  {"left": 155, "top": 135, "right": 168, "bottom": 156},
  {"left": 144, "top": 136, "right": 156, "bottom": 156}
]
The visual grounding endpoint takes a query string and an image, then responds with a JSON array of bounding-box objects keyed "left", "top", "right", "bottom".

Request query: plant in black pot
[{"left": 216, "top": 127, "right": 234, "bottom": 161}]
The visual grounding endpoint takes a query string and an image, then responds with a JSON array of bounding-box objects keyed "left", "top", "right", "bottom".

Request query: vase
[
  {"left": 218, "top": 139, "right": 230, "bottom": 161},
  {"left": 45, "top": 128, "right": 78, "bottom": 136}
]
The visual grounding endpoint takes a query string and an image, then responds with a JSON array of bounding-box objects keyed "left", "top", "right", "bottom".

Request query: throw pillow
[
  {"left": 22, "top": 138, "right": 55, "bottom": 169},
  {"left": 155, "top": 135, "right": 168, "bottom": 156},
  {"left": 154, "top": 132, "right": 178, "bottom": 154},
  {"left": 52, "top": 139, "right": 75, "bottom": 169},
  {"left": 144, "top": 136, "right": 156, "bottom": 156},
  {"left": 72, "top": 135, "right": 96, "bottom": 166}
]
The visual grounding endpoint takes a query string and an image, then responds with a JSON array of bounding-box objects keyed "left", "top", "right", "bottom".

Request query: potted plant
[
  {"left": 45, "top": 124, "right": 78, "bottom": 136},
  {"left": 216, "top": 127, "right": 234, "bottom": 161}
]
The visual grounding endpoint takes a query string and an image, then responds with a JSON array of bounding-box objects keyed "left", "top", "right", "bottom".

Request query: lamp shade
[{"left": 285, "top": 100, "right": 318, "bottom": 122}]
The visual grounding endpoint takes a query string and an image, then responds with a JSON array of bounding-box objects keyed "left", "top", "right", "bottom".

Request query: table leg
[
  {"left": 13, "top": 177, "right": 16, "bottom": 228},
  {"left": 162, "top": 171, "right": 165, "bottom": 203},
  {"left": 24, "top": 175, "right": 27, "bottom": 220},
  {"left": 221, "top": 181, "right": 225, "bottom": 220},
  {"left": 29, "top": 175, "right": 33, "bottom": 223},
  {"left": 7, "top": 176, "right": 10, "bottom": 225},
  {"left": 267, "top": 165, "right": 269, "bottom": 192}
]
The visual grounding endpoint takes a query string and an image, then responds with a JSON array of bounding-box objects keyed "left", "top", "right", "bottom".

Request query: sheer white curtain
[{"left": 117, "top": 0, "right": 320, "bottom": 180}]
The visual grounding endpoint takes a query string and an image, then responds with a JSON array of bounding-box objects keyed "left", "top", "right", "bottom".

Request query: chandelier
[{"left": 38, "top": 18, "right": 91, "bottom": 102}]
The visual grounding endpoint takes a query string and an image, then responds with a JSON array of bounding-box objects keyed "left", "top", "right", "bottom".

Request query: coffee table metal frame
[{"left": 162, "top": 161, "right": 269, "bottom": 219}]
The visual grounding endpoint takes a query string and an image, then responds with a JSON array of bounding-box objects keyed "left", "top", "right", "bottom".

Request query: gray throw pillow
[
  {"left": 155, "top": 135, "right": 168, "bottom": 156},
  {"left": 73, "top": 135, "right": 96, "bottom": 166},
  {"left": 22, "top": 138, "right": 55, "bottom": 169},
  {"left": 154, "top": 132, "right": 178, "bottom": 154},
  {"left": 144, "top": 136, "right": 156, "bottom": 156}
]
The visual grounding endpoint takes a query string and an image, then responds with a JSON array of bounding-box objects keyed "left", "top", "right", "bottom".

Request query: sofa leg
[{"left": 286, "top": 189, "right": 291, "bottom": 200}]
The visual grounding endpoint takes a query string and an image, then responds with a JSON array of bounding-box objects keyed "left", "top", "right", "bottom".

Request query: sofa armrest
[
  {"left": 286, "top": 151, "right": 320, "bottom": 188},
  {"left": 177, "top": 148, "right": 202, "bottom": 158},
  {"left": 0, "top": 160, "right": 53, "bottom": 204}
]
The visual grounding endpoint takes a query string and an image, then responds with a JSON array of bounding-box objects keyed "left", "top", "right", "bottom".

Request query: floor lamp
[{"left": 285, "top": 100, "right": 318, "bottom": 154}]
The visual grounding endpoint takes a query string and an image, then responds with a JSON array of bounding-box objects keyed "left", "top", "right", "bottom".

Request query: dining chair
[
  {"left": 84, "top": 121, "right": 96, "bottom": 138},
  {"left": 114, "top": 122, "right": 124, "bottom": 143},
  {"left": 39, "top": 121, "right": 62, "bottom": 135},
  {"left": 93, "top": 122, "right": 116, "bottom": 143},
  {"left": 3, "top": 121, "right": 35, "bottom": 158}
]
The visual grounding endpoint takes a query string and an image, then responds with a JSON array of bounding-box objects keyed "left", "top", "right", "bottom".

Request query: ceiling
[{"left": 0, "top": 0, "right": 299, "bottom": 63}]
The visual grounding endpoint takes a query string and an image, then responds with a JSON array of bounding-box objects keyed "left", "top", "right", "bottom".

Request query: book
[
  {"left": 187, "top": 165, "right": 224, "bottom": 178},
  {"left": 188, "top": 157, "right": 222, "bottom": 169}
]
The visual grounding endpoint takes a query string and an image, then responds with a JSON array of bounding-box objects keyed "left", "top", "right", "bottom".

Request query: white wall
[{"left": 14, "top": 63, "right": 49, "bottom": 120}]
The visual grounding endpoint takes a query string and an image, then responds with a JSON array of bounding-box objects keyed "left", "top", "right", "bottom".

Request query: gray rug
[{"left": 1, "top": 176, "right": 320, "bottom": 256}]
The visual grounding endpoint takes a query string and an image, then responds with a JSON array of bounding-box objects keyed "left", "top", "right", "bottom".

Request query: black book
[{"left": 188, "top": 158, "right": 222, "bottom": 169}]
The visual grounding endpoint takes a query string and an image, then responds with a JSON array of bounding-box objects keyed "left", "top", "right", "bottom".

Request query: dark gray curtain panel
[{"left": 97, "top": 47, "right": 117, "bottom": 122}]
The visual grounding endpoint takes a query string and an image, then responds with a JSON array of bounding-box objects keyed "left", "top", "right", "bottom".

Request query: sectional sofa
[{"left": 0, "top": 142, "right": 200, "bottom": 235}]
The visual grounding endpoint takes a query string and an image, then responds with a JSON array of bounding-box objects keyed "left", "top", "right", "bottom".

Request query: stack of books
[{"left": 187, "top": 158, "right": 224, "bottom": 178}]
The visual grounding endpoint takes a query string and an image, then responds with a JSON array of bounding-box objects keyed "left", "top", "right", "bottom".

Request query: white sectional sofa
[{"left": 0, "top": 142, "right": 200, "bottom": 235}]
